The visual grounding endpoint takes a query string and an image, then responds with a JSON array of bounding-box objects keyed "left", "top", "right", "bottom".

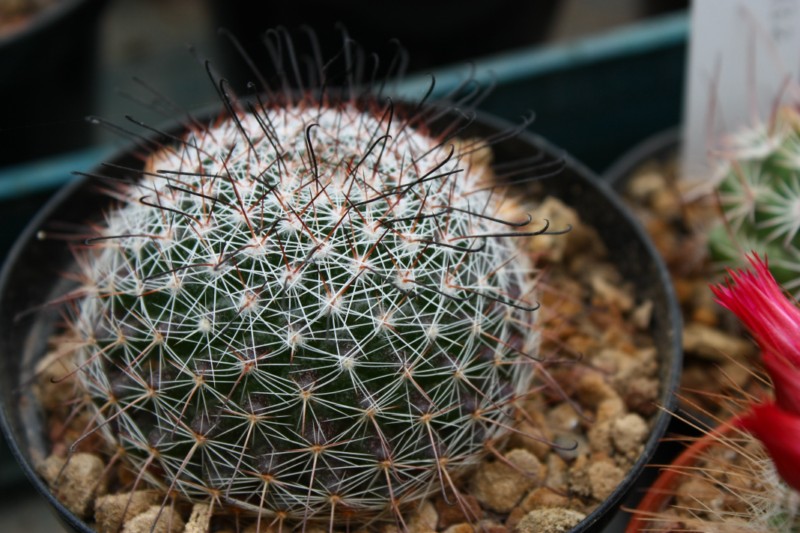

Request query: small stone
[
  {"left": 508, "top": 414, "right": 553, "bottom": 461},
  {"left": 627, "top": 171, "right": 665, "bottom": 202},
  {"left": 587, "top": 460, "right": 625, "bottom": 501},
  {"left": 435, "top": 494, "right": 480, "bottom": 529},
  {"left": 589, "top": 271, "right": 634, "bottom": 312},
  {"left": 471, "top": 449, "right": 545, "bottom": 513},
  {"left": 552, "top": 433, "right": 587, "bottom": 463},
  {"left": 651, "top": 187, "right": 681, "bottom": 218},
  {"left": 567, "top": 455, "right": 593, "bottom": 498},
  {"left": 691, "top": 305, "right": 718, "bottom": 327},
  {"left": 611, "top": 413, "right": 648, "bottom": 456},
  {"left": 545, "top": 453, "right": 569, "bottom": 493},
  {"left": 546, "top": 403, "right": 580, "bottom": 432},
  {"left": 514, "top": 508, "right": 586, "bottom": 533},
  {"left": 683, "top": 322, "right": 755, "bottom": 361},
  {"left": 719, "top": 360, "right": 754, "bottom": 391},
  {"left": 442, "top": 523, "right": 473, "bottom": 533},
  {"left": 519, "top": 487, "right": 570, "bottom": 512},
  {"left": 587, "top": 419, "right": 613, "bottom": 454},
  {"left": 95, "top": 491, "right": 161, "bottom": 533},
  {"left": 476, "top": 520, "right": 508, "bottom": 533},
  {"left": 523, "top": 197, "right": 580, "bottom": 263},
  {"left": 596, "top": 397, "right": 625, "bottom": 422},
  {"left": 631, "top": 299, "right": 654, "bottom": 330},
  {"left": 184, "top": 502, "right": 213, "bottom": 532},
  {"left": 621, "top": 377, "right": 659, "bottom": 416},
  {"left": 575, "top": 372, "right": 619, "bottom": 407},
  {"left": 33, "top": 345, "right": 80, "bottom": 411},
  {"left": 38, "top": 453, "right": 105, "bottom": 518},
  {"left": 675, "top": 478, "right": 723, "bottom": 510},
  {"left": 121, "top": 504, "right": 185, "bottom": 533},
  {"left": 408, "top": 500, "right": 439, "bottom": 533}
]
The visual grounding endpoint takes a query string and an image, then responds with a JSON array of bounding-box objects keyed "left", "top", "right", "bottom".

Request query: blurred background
[{"left": 0, "top": 0, "right": 687, "bottom": 530}]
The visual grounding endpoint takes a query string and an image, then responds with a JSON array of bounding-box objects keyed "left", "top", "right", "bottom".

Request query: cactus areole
[{"left": 72, "top": 98, "right": 544, "bottom": 523}]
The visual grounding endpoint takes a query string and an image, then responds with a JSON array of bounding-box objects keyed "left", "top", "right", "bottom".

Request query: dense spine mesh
[{"left": 73, "top": 102, "right": 540, "bottom": 522}]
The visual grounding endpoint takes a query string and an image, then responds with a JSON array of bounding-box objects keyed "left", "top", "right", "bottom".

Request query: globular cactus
[
  {"left": 708, "top": 107, "right": 800, "bottom": 295},
  {"left": 67, "top": 48, "right": 547, "bottom": 526}
]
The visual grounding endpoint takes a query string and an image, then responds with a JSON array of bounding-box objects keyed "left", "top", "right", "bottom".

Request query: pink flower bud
[
  {"left": 710, "top": 253, "right": 800, "bottom": 412},
  {"left": 735, "top": 402, "right": 800, "bottom": 492}
]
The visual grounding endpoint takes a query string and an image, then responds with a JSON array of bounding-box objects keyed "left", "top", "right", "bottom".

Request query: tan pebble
[
  {"left": 33, "top": 347, "right": 80, "bottom": 411},
  {"left": 627, "top": 171, "right": 665, "bottom": 202},
  {"left": 575, "top": 372, "right": 618, "bottom": 407},
  {"left": 435, "top": 494, "right": 479, "bottom": 529},
  {"left": 471, "top": 449, "right": 545, "bottom": 513},
  {"left": 587, "top": 419, "right": 613, "bottom": 454},
  {"left": 596, "top": 397, "right": 626, "bottom": 422},
  {"left": 524, "top": 197, "right": 579, "bottom": 263},
  {"left": 508, "top": 416, "right": 552, "bottom": 460},
  {"left": 121, "top": 505, "right": 185, "bottom": 533},
  {"left": 408, "top": 500, "right": 439, "bottom": 532},
  {"left": 675, "top": 478, "right": 723, "bottom": 510},
  {"left": 567, "top": 455, "right": 593, "bottom": 498},
  {"left": 477, "top": 520, "right": 508, "bottom": 533},
  {"left": 442, "top": 523, "right": 473, "bottom": 533},
  {"left": 519, "top": 487, "right": 570, "bottom": 512},
  {"left": 514, "top": 508, "right": 586, "bottom": 533},
  {"left": 184, "top": 502, "right": 212, "bottom": 533},
  {"left": 545, "top": 403, "right": 580, "bottom": 432},
  {"left": 621, "top": 377, "right": 660, "bottom": 416},
  {"left": 589, "top": 271, "right": 634, "bottom": 312},
  {"left": 719, "top": 360, "right": 754, "bottom": 391},
  {"left": 552, "top": 432, "right": 588, "bottom": 462},
  {"left": 611, "top": 413, "right": 648, "bottom": 455},
  {"left": 95, "top": 491, "right": 161, "bottom": 533},
  {"left": 588, "top": 460, "right": 625, "bottom": 500},
  {"left": 631, "top": 299, "right": 654, "bottom": 330},
  {"left": 545, "top": 453, "right": 569, "bottom": 493},
  {"left": 651, "top": 187, "right": 680, "bottom": 217},
  {"left": 691, "top": 305, "right": 718, "bottom": 327},
  {"left": 683, "top": 322, "right": 755, "bottom": 361},
  {"left": 38, "top": 453, "right": 105, "bottom": 518},
  {"left": 504, "top": 506, "right": 527, "bottom": 530}
]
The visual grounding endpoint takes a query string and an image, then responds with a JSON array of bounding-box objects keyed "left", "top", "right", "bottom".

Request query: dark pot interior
[{"left": 0, "top": 110, "right": 682, "bottom": 532}]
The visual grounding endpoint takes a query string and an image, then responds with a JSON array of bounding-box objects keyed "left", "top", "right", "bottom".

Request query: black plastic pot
[
  {"left": 0, "top": 111, "right": 681, "bottom": 532},
  {"left": 603, "top": 128, "right": 680, "bottom": 188},
  {"left": 0, "top": 0, "right": 108, "bottom": 167}
]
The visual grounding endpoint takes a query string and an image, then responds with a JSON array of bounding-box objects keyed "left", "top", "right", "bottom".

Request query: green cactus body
[
  {"left": 73, "top": 101, "right": 540, "bottom": 523},
  {"left": 710, "top": 110, "right": 800, "bottom": 295}
]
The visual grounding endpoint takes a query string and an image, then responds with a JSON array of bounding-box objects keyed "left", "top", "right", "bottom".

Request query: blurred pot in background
[
  {"left": 209, "top": 0, "right": 560, "bottom": 84},
  {"left": 0, "top": 0, "right": 108, "bottom": 167}
]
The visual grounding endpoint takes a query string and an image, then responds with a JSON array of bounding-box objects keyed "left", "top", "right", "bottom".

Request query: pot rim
[{"left": 624, "top": 421, "right": 737, "bottom": 532}]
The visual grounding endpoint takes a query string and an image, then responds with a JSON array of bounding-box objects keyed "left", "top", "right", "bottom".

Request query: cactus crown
[
  {"left": 65, "top": 30, "right": 550, "bottom": 527},
  {"left": 709, "top": 107, "right": 800, "bottom": 295}
]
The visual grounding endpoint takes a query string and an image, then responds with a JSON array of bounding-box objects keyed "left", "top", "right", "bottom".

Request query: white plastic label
[{"left": 682, "top": 0, "right": 800, "bottom": 184}]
